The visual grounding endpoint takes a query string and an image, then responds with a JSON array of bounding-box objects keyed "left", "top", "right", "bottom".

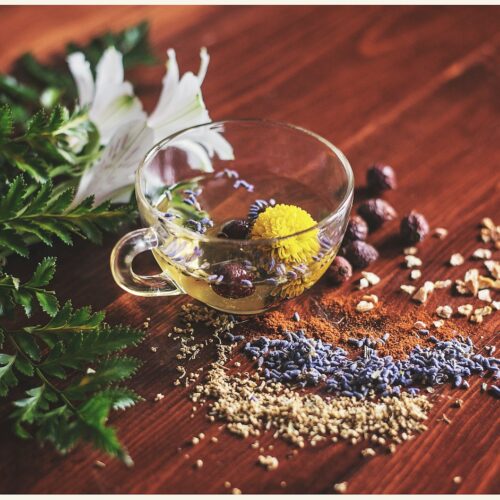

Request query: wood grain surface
[{"left": 0, "top": 5, "right": 499, "bottom": 494}]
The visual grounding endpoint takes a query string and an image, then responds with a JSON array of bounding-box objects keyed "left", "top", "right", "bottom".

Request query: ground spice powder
[{"left": 244, "top": 293, "right": 471, "bottom": 359}]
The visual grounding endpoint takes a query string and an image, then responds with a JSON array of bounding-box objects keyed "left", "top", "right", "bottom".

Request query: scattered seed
[
  {"left": 405, "top": 255, "right": 423, "bottom": 268},
  {"left": 154, "top": 393, "right": 165, "bottom": 402},
  {"left": 232, "top": 488, "right": 242, "bottom": 494},
  {"left": 258, "top": 455, "right": 279, "bottom": 471},
  {"left": 334, "top": 482, "right": 348, "bottom": 494},
  {"left": 195, "top": 459, "right": 204, "bottom": 468},
  {"left": 453, "top": 476, "right": 462, "bottom": 484},
  {"left": 436, "top": 305, "right": 453, "bottom": 319},
  {"left": 472, "top": 248, "right": 492, "bottom": 260},
  {"left": 361, "top": 447, "right": 376, "bottom": 457},
  {"left": 449, "top": 253, "right": 465, "bottom": 266},
  {"left": 404, "top": 246, "right": 418, "bottom": 255},
  {"left": 410, "top": 269, "right": 422, "bottom": 280},
  {"left": 94, "top": 460, "right": 106, "bottom": 469},
  {"left": 356, "top": 300, "right": 375, "bottom": 312},
  {"left": 401, "top": 284, "right": 416, "bottom": 295},
  {"left": 434, "top": 228, "right": 448, "bottom": 239}
]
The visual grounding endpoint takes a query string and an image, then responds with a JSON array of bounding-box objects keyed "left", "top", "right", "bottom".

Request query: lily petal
[
  {"left": 95, "top": 46, "right": 124, "bottom": 89},
  {"left": 73, "top": 119, "right": 154, "bottom": 206},
  {"left": 66, "top": 52, "right": 94, "bottom": 107}
]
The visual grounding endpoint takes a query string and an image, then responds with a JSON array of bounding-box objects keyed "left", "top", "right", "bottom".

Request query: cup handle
[{"left": 110, "top": 228, "right": 183, "bottom": 297}]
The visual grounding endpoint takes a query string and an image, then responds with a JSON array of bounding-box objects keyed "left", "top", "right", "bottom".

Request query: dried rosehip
[
  {"left": 218, "top": 219, "right": 250, "bottom": 239},
  {"left": 211, "top": 262, "right": 255, "bottom": 299},
  {"left": 343, "top": 241, "right": 379, "bottom": 269},
  {"left": 343, "top": 216, "right": 369, "bottom": 243},
  {"left": 400, "top": 211, "right": 429, "bottom": 244},
  {"left": 357, "top": 198, "right": 397, "bottom": 230},
  {"left": 366, "top": 164, "right": 397, "bottom": 192},
  {"left": 326, "top": 256, "right": 353, "bottom": 285}
]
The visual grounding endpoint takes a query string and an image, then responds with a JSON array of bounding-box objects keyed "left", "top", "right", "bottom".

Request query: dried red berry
[
  {"left": 218, "top": 219, "right": 250, "bottom": 239},
  {"left": 400, "top": 211, "right": 429, "bottom": 244},
  {"left": 357, "top": 198, "right": 397, "bottom": 230},
  {"left": 343, "top": 241, "right": 379, "bottom": 269},
  {"left": 366, "top": 164, "right": 397, "bottom": 192},
  {"left": 211, "top": 262, "right": 255, "bottom": 299},
  {"left": 326, "top": 256, "right": 353, "bottom": 285},
  {"left": 343, "top": 216, "right": 369, "bottom": 243}
]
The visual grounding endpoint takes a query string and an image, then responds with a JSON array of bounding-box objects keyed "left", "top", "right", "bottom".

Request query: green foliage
[
  {"left": 1, "top": 21, "right": 155, "bottom": 117},
  {"left": 0, "top": 21, "right": 155, "bottom": 463},
  {"left": 66, "top": 21, "right": 157, "bottom": 71},
  {"left": 0, "top": 257, "right": 58, "bottom": 317},
  {"left": 0, "top": 176, "right": 135, "bottom": 259},
  {"left": 0, "top": 104, "right": 99, "bottom": 183},
  {"left": 0, "top": 260, "right": 145, "bottom": 462}
]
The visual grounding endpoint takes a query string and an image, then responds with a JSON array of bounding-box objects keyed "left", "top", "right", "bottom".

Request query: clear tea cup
[{"left": 110, "top": 119, "right": 354, "bottom": 315}]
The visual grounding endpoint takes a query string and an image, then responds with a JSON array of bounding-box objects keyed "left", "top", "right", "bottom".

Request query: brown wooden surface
[{"left": 0, "top": 5, "right": 499, "bottom": 494}]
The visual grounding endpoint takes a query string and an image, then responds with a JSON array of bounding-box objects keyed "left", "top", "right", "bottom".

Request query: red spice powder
[{"left": 242, "top": 292, "right": 472, "bottom": 359}]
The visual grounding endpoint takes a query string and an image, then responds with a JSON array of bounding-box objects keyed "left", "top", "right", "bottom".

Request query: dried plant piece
[
  {"left": 361, "top": 271, "right": 380, "bottom": 286},
  {"left": 358, "top": 278, "right": 370, "bottom": 290},
  {"left": 480, "top": 217, "right": 499, "bottom": 246},
  {"left": 434, "top": 279, "right": 452, "bottom": 289},
  {"left": 413, "top": 281, "right": 435, "bottom": 304},
  {"left": 464, "top": 269, "right": 480, "bottom": 296},
  {"left": 478, "top": 275, "right": 500, "bottom": 290},
  {"left": 362, "top": 294, "right": 379, "bottom": 304},
  {"left": 356, "top": 300, "right": 375, "bottom": 312},
  {"left": 414, "top": 320, "right": 427, "bottom": 329},
  {"left": 400, "top": 211, "right": 430, "bottom": 244},
  {"left": 409, "top": 270, "right": 422, "bottom": 281},
  {"left": 405, "top": 255, "right": 423, "bottom": 268},
  {"left": 434, "top": 227, "right": 448, "bottom": 239},
  {"left": 404, "top": 246, "right": 418, "bottom": 255},
  {"left": 484, "top": 260, "right": 500, "bottom": 279},
  {"left": 457, "top": 304, "right": 473, "bottom": 317},
  {"left": 472, "top": 248, "right": 492, "bottom": 260},
  {"left": 401, "top": 284, "right": 417, "bottom": 295},
  {"left": 436, "top": 305, "right": 453, "bottom": 319},
  {"left": 357, "top": 198, "right": 397, "bottom": 230},
  {"left": 344, "top": 241, "right": 379, "bottom": 269},
  {"left": 327, "top": 256, "right": 353, "bottom": 285},
  {"left": 344, "top": 216, "right": 369, "bottom": 243},
  {"left": 366, "top": 164, "right": 397, "bottom": 192},
  {"left": 478, "top": 289, "right": 492, "bottom": 302},
  {"left": 449, "top": 253, "right": 464, "bottom": 266},
  {"left": 334, "top": 482, "right": 348, "bottom": 494}
]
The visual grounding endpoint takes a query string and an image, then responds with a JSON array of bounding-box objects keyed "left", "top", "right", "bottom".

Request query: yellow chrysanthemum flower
[{"left": 250, "top": 204, "right": 320, "bottom": 264}]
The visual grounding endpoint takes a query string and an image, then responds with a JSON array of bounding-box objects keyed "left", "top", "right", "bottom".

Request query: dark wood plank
[{"left": 0, "top": 5, "right": 499, "bottom": 494}]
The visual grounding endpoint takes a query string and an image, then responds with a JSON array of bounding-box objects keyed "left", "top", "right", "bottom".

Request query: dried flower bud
[
  {"left": 343, "top": 216, "right": 369, "bottom": 243},
  {"left": 218, "top": 219, "right": 250, "bottom": 239},
  {"left": 344, "top": 241, "right": 379, "bottom": 269},
  {"left": 211, "top": 262, "right": 255, "bottom": 299},
  {"left": 326, "top": 256, "right": 352, "bottom": 285},
  {"left": 366, "top": 164, "right": 397, "bottom": 192},
  {"left": 357, "top": 199, "right": 397, "bottom": 230},
  {"left": 400, "top": 211, "right": 429, "bottom": 244}
]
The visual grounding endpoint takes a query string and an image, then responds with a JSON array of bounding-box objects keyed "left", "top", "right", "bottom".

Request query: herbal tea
[{"left": 151, "top": 169, "right": 341, "bottom": 314}]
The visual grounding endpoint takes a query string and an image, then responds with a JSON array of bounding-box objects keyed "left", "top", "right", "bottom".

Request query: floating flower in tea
[{"left": 250, "top": 204, "right": 319, "bottom": 264}]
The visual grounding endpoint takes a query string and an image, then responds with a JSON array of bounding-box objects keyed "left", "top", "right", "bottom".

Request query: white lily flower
[
  {"left": 147, "top": 48, "right": 234, "bottom": 171},
  {"left": 72, "top": 47, "right": 233, "bottom": 206},
  {"left": 67, "top": 47, "right": 145, "bottom": 145},
  {"left": 72, "top": 119, "right": 154, "bottom": 206}
]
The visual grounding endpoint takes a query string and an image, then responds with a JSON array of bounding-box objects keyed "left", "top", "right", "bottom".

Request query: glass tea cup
[{"left": 110, "top": 119, "right": 354, "bottom": 315}]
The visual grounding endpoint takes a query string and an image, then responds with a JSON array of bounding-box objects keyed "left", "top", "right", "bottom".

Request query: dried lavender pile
[{"left": 244, "top": 331, "right": 499, "bottom": 397}]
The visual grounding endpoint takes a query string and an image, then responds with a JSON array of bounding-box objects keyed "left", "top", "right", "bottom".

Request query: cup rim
[{"left": 136, "top": 118, "right": 354, "bottom": 244}]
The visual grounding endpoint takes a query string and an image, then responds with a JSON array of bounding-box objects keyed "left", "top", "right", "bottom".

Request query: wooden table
[{"left": 0, "top": 5, "right": 499, "bottom": 494}]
